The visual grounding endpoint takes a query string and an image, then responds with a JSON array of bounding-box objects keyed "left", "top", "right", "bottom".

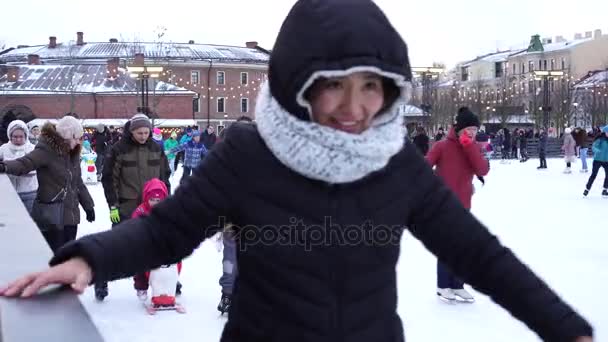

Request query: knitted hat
[
  {"left": 565, "top": 127, "right": 572, "bottom": 134},
  {"left": 152, "top": 127, "right": 162, "bottom": 140},
  {"left": 602, "top": 125, "right": 608, "bottom": 133},
  {"left": 171, "top": 131, "right": 178, "bottom": 138},
  {"left": 454, "top": 107, "right": 480, "bottom": 132},
  {"left": 56, "top": 116, "right": 84, "bottom": 140},
  {"left": 129, "top": 114, "right": 152, "bottom": 132}
]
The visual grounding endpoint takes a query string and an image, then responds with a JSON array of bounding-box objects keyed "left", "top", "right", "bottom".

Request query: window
[
  {"left": 522, "top": 63, "right": 526, "bottom": 74},
  {"left": 240, "top": 72, "right": 248, "bottom": 85},
  {"left": 550, "top": 80, "right": 555, "bottom": 92},
  {"left": 543, "top": 60, "right": 547, "bottom": 70},
  {"left": 538, "top": 60, "right": 542, "bottom": 70},
  {"left": 190, "top": 71, "right": 200, "bottom": 84},
  {"left": 217, "top": 71, "right": 225, "bottom": 85},
  {"left": 241, "top": 98, "right": 249, "bottom": 113},
  {"left": 513, "top": 63, "right": 516, "bottom": 75},
  {"left": 561, "top": 58, "right": 566, "bottom": 70},
  {"left": 528, "top": 80, "right": 534, "bottom": 94},
  {"left": 551, "top": 59, "right": 555, "bottom": 70},
  {"left": 193, "top": 95, "right": 200, "bottom": 113},
  {"left": 217, "top": 97, "right": 226, "bottom": 113},
  {"left": 529, "top": 61, "right": 535, "bottom": 72},
  {"left": 495, "top": 62, "right": 503, "bottom": 78},
  {"left": 461, "top": 66, "right": 469, "bottom": 81}
]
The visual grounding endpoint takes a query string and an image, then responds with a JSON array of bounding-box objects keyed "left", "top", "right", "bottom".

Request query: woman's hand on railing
[{"left": 0, "top": 257, "right": 92, "bottom": 297}]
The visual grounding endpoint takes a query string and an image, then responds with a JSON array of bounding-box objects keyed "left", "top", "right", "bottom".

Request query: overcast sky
[{"left": 1, "top": 0, "right": 606, "bottom": 68}]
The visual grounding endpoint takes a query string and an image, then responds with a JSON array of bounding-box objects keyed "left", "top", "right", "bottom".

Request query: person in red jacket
[
  {"left": 131, "top": 178, "right": 182, "bottom": 301},
  {"left": 426, "top": 107, "right": 490, "bottom": 303}
]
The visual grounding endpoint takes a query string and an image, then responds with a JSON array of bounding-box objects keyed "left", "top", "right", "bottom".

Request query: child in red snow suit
[{"left": 132, "top": 178, "right": 183, "bottom": 304}]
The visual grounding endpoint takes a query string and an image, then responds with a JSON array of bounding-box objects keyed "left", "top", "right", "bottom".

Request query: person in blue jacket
[
  {"left": 170, "top": 130, "right": 208, "bottom": 184},
  {"left": 583, "top": 125, "right": 608, "bottom": 197}
]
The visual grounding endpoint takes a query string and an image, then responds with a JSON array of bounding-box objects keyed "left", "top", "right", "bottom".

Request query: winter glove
[
  {"left": 110, "top": 207, "right": 120, "bottom": 223},
  {"left": 85, "top": 209, "right": 95, "bottom": 223},
  {"left": 459, "top": 133, "right": 473, "bottom": 147}
]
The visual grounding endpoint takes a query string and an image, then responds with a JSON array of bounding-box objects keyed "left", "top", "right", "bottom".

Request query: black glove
[
  {"left": 0, "top": 163, "right": 5, "bottom": 173},
  {"left": 85, "top": 209, "right": 95, "bottom": 223}
]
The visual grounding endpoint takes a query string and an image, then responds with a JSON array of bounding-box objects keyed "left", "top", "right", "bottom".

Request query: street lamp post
[
  {"left": 533, "top": 70, "right": 564, "bottom": 129},
  {"left": 411, "top": 67, "right": 444, "bottom": 127},
  {"left": 127, "top": 66, "right": 164, "bottom": 116}
]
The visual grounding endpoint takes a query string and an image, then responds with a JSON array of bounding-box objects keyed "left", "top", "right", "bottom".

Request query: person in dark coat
[
  {"left": 412, "top": 126, "right": 430, "bottom": 156},
  {"left": 434, "top": 127, "right": 445, "bottom": 141},
  {"left": 519, "top": 129, "right": 529, "bottom": 162},
  {"left": 201, "top": 125, "right": 217, "bottom": 150},
  {"left": 94, "top": 113, "right": 171, "bottom": 301},
  {"left": 0, "top": 1, "right": 594, "bottom": 342},
  {"left": 502, "top": 127, "right": 511, "bottom": 161},
  {"left": 537, "top": 128, "right": 548, "bottom": 169},
  {"left": 574, "top": 127, "right": 589, "bottom": 172},
  {"left": 0, "top": 116, "right": 95, "bottom": 251},
  {"left": 93, "top": 124, "right": 109, "bottom": 180},
  {"left": 0, "top": 112, "right": 17, "bottom": 145}
]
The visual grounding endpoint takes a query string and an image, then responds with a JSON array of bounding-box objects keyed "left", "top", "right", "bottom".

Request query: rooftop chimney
[
  {"left": 109, "top": 38, "right": 118, "bottom": 43},
  {"left": 76, "top": 32, "right": 84, "bottom": 46},
  {"left": 188, "top": 40, "right": 195, "bottom": 44},
  {"left": 245, "top": 41, "right": 258, "bottom": 49},
  {"left": 574, "top": 33, "right": 583, "bottom": 40},
  {"left": 49, "top": 36, "right": 57, "bottom": 48},
  {"left": 28, "top": 54, "right": 40, "bottom": 65},
  {"left": 5, "top": 66, "right": 20, "bottom": 82},
  {"left": 594, "top": 29, "right": 602, "bottom": 39},
  {"left": 585, "top": 31, "right": 592, "bottom": 39},
  {"left": 134, "top": 53, "right": 145, "bottom": 66},
  {"left": 106, "top": 57, "right": 119, "bottom": 79}
]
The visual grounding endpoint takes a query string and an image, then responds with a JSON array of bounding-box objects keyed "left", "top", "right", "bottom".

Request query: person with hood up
[
  {"left": 0, "top": 120, "right": 39, "bottom": 212},
  {"left": 152, "top": 127, "right": 164, "bottom": 148},
  {"left": 0, "top": 116, "right": 95, "bottom": 251},
  {"left": 0, "top": 1, "right": 593, "bottom": 342},
  {"left": 170, "top": 130, "right": 208, "bottom": 184},
  {"left": 537, "top": 127, "right": 548, "bottom": 169},
  {"left": 426, "top": 106, "right": 489, "bottom": 303},
  {"left": 28, "top": 123, "right": 41, "bottom": 146},
  {"left": 562, "top": 127, "right": 577, "bottom": 173},
  {"left": 583, "top": 125, "right": 608, "bottom": 197},
  {"left": 164, "top": 131, "right": 179, "bottom": 176},
  {"left": 131, "top": 178, "right": 183, "bottom": 301},
  {"left": 94, "top": 113, "right": 171, "bottom": 301}
]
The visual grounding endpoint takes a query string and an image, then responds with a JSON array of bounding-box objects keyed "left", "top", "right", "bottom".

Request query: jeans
[
  {"left": 18, "top": 191, "right": 36, "bottom": 213},
  {"left": 95, "top": 153, "right": 105, "bottom": 176},
  {"left": 168, "top": 157, "right": 176, "bottom": 175},
  {"left": 580, "top": 148, "right": 588, "bottom": 170},
  {"left": 586, "top": 160, "right": 608, "bottom": 190},
  {"left": 437, "top": 261, "right": 464, "bottom": 289},
  {"left": 539, "top": 151, "right": 547, "bottom": 168},
  {"left": 219, "top": 231, "right": 238, "bottom": 295}
]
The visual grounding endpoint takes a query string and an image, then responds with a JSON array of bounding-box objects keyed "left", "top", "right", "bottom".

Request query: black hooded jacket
[{"left": 50, "top": 1, "right": 591, "bottom": 341}]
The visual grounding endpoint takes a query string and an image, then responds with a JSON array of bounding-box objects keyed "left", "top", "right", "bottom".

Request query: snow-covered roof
[
  {"left": 573, "top": 70, "right": 608, "bottom": 88},
  {"left": 0, "top": 42, "right": 269, "bottom": 64},
  {"left": 399, "top": 104, "right": 425, "bottom": 117},
  {"left": 461, "top": 50, "right": 514, "bottom": 67},
  {"left": 0, "top": 64, "right": 195, "bottom": 95},
  {"left": 509, "top": 38, "right": 592, "bottom": 57}
]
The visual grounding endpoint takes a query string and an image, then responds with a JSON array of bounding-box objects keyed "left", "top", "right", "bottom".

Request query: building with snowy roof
[{"left": 0, "top": 32, "right": 270, "bottom": 130}]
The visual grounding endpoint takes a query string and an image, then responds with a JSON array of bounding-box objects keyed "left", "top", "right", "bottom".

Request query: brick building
[{"left": 0, "top": 32, "right": 270, "bottom": 130}]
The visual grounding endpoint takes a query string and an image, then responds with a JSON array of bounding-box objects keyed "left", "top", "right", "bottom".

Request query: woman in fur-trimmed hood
[
  {"left": 0, "top": 1, "right": 593, "bottom": 341},
  {"left": 0, "top": 116, "right": 95, "bottom": 251}
]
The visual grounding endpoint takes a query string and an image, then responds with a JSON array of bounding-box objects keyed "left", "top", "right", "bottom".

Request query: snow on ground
[{"left": 76, "top": 158, "right": 607, "bottom": 342}]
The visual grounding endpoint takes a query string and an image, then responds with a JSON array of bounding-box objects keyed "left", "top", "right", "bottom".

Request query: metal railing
[{"left": 0, "top": 174, "right": 104, "bottom": 342}]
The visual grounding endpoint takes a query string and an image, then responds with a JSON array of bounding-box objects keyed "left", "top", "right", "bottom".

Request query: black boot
[
  {"left": 217, "top": 293, "right": 232, "bottom": 314},
  {"left": 583, "top": 188, "right": 590, "bottom": 197},
  {"left": 95, "top": 282, "right": 108, "bottom": 301},
  {"left": 602, "top": 189, "right": 608, "bottom": 198}
]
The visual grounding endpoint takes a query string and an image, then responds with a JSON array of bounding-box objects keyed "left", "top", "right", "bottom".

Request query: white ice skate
[
  {"left": 452, "top": 288, "right": 475, "bottom": 303},
  {"left": 436, "top": 288, "right": 456, "bottom": 304},
  {"left": 563, "top": 167, "right": 572, "bottom": 174},
  {"left": 144, "top": 264, "right": 185, "bottom": 314}
]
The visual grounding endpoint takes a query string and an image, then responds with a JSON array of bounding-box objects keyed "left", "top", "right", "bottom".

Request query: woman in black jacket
[{"left": 0, "top": 1, "right": 593, "bottom": 341}]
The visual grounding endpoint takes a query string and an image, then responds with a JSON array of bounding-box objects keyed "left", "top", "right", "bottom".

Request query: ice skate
[
  {"left": 136, "top": 290, "right": 148, "bottom": 301},
  {"left": 95, "top": 285, "right": 108, "bottom": 302},
  {"left": 583, "top": 188, "right": 590, "bottom": 197},
  {"left": 453, "top": 288, "right": 475, "bottom": 303},
  {"left": 217, "top": 293, "right": 232, "bottom": 314},
  {"left": 563, "top": 167, "right": 572, "bottom": 174},
  {"left": 603, "top": 189, "right": 608, "bottom": 198},
  {"left": 436, "top": 288, "right": 456, "bottom": 304},
  {"left": 580, "top": 169, "right": 589, "bottom": 173}
]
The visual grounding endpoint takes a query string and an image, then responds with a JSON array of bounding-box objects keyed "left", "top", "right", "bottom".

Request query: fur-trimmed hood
[{"left": 39, "top": 122, "right": 81, "bottom": 157}]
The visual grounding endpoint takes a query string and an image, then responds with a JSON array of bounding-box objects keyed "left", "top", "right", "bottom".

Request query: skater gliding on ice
[
  {"left": 0, "top": 1, "right": 594, "bottom": 341},
  {"left": 583, "top": 125, "right": 608, "bottom": 198},
  {"left": 562, "top": 127, "right": 577, "bottom": 173}
]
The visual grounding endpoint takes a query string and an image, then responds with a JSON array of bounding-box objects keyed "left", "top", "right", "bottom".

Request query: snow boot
[
  {"left": 95, "top": 284, "right": 108, "bottom": 301},
  {"left": 453, "top": 288, "right": 475, "bottom": 303},
  {"left": 436, "top": 288, "right": 456, "bottom": 304},
  {"left": 217, "top": 293, "right": 232, "bottom": 314},
  {"left": 602, "top": 189, "right": 608, "bottom": 198},
  {"left": 137, "top": 290, "right": 148, "bottom": 301}
]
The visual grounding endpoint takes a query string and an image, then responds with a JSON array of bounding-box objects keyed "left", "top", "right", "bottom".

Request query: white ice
[{"left": 75, "top": 158, "right": 607, "bottom": 342}]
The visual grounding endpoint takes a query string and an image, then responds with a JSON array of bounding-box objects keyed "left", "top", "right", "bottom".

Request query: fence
[{"left": 0, "top": 174, "right": 104, "bottom": 342}]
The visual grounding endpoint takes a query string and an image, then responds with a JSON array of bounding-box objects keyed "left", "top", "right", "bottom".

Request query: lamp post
[
  {"left": 533, "top": 70, "right": 564, "bottom": 129},
  {"left": 412, "top": 67, "right": 444, "bottom": 127},
  {"left": 128, "top": 66, "right": 164, "bottom": 116}
]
